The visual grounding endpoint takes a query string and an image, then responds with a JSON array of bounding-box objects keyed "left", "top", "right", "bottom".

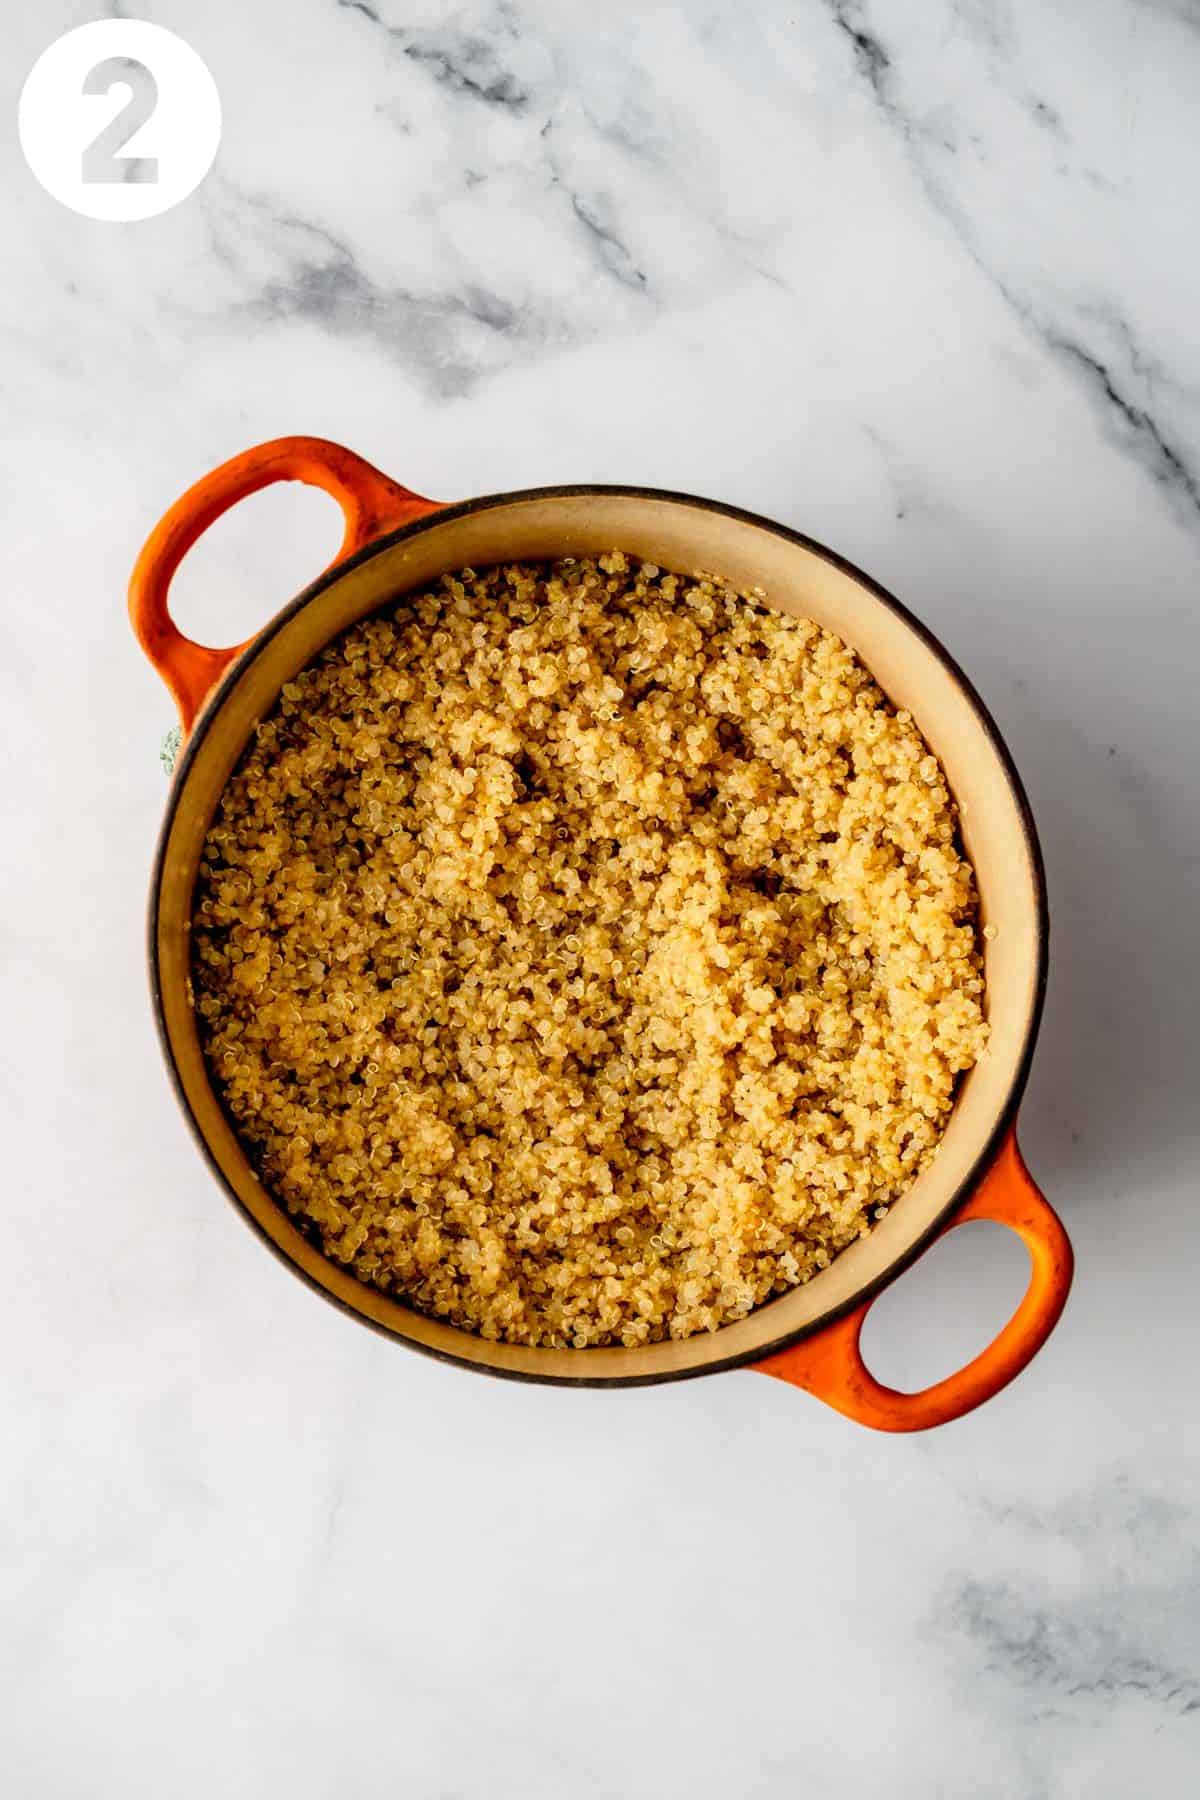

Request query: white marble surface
[{"left": 3, "top": 1, "right": 1199, "bottom": 1793}]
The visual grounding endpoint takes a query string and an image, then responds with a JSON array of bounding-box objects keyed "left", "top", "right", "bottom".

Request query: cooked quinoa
[{"left": 192, "top": 553, "right": 987, "bottom": 1348}]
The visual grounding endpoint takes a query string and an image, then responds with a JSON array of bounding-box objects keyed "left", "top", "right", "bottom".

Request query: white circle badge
[{"left": 19, "top": 20, "right": 221, "bottom": 222}]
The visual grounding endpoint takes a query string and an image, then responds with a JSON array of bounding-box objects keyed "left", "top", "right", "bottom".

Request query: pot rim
[{"left": 149, "top": 482, "right": 1049, "bottom": 1387}]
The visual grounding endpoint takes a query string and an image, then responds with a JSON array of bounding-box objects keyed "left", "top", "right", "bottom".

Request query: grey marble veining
[{"left": 2, "top": 2, "right": 1198, "bottom": 1795}]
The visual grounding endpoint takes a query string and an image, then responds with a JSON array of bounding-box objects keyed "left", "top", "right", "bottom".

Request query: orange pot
[{"left": 131, "top": 436, "right": 1073, "bottom": 1431}]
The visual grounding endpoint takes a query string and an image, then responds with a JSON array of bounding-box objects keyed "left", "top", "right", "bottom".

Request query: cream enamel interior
[{"left": 154, "top": 491, "right": 1043, "bottom": 1381}]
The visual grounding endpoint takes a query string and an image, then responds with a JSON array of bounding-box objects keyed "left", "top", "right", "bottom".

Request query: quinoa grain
[{"left": 193, "top": 555, "right": 987, "bottom": 1347}]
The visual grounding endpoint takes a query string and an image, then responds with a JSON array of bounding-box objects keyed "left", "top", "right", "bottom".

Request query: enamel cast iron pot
[{"left": 132, "top": 436, "right": 1073, "bottom": 1431}]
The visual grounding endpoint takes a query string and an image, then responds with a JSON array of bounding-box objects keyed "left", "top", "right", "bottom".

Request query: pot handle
[
  {"left": 129, "top": 435, "right": 441, "bottom": 735},
  {"left": 754, "top": 1129, "right": 1073, "bottom": 1431}
]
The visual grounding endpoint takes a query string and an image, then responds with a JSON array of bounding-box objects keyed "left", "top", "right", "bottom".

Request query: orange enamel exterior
[
  {"left": 755, "top": 1132, "right": 1073, "bottom": 1430},
  {"left": 129, "top": 436, "right": 440, "bottom": 732},
  {"left": 131, "top": 436, "right": 1074, "bottom": 1432}
]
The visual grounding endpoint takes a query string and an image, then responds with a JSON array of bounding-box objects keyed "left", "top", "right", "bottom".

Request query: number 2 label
[
  {"left": 19, "top": 20, "right": 220, "bottom": 222},
  {"left": 82, "top": 57, "right": 160, "bottom": 185}
]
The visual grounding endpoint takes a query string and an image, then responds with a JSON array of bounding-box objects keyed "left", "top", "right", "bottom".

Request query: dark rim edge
[{"left": 148, "top": 483, "right": 1050, "bottom": 1390}]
